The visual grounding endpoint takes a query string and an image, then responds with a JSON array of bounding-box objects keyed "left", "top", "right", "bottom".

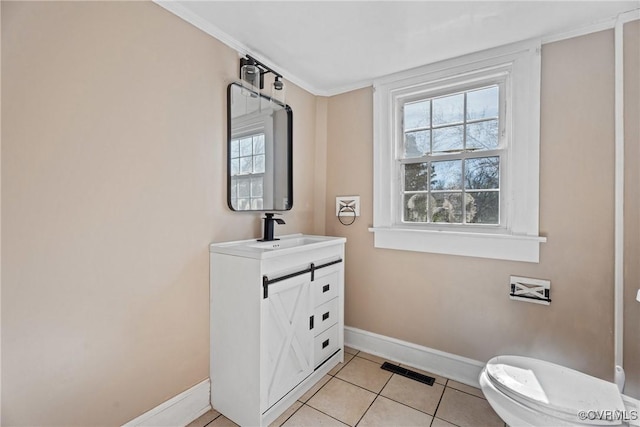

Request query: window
[
  {"left": 371, "top": 41, "right": 546, "bottom": 262},
  {"left": 230, "top": 133, "right": 266, "bottom": 210},
  {"left": 401, "top": 84, "right": 503, "bottom": 226}
]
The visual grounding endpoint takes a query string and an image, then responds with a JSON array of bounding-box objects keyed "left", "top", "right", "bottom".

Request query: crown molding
[{"left": 153, "top": 1, "right": 324, "bottom": 96}]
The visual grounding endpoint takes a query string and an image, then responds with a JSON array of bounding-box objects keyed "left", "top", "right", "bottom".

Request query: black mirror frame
[{"left": 226, "top": 82, "right": 293, "bottom": 212}]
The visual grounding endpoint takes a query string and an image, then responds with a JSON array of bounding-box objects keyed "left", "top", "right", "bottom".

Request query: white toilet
[{"left": 480, "top": 355, "right": 640, "bottom": 427}]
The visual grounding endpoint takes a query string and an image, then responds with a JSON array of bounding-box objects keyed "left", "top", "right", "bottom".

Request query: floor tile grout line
[
  {"left": 274, "top": 401, "right": 303, "bottom": 427},
  {"left": 201, "top": 412, "right": 222, "bottom": 427},
  {"left": 433, "top": 384, "right": 489, "bottom": 427},
  {"left": 297, "top": 375, "right": 333, "bottom": 405},
  {"left": 205, "top": 354, "right": 489, "bottom": 427},
  {"left": 336, "top": 357, "right": 455, "bottom": 423},
  {"left": 445, "top": 383, "right": 488, "bottom": 400},
  {"left": 353, "top": 394, "right": 380, "bottom": 427},
  {"left": 300, "top": 401, "right": 355, "bottom": 426},
  {"left": 353, "top": 370, "right": 397, "bottom": 426},
  {"left": 432, "top": 416, "right": 463, "bottom": 427},
  {"left": 285, "top": 361, "right": 350, "bottom": 425},
  {"left": 211, "top": 381, "right": 475, "bottom": 426},
  {"left": 432, "top": 382, "right": 447, "bottom": 422},
  {"left": 355, "top": 362, "right": 448, "bottom": 425},
  {"left": 332, "top": 374, "right": 390, "bottom": 395},
  {"left": 429, "top": 384, "right": 491, "bottom": 427},
  {"left": 215, "top": 386, "right": 478, "bottom": 427},
  {"left": 375, "top": 361, "right": 446, "bottom": 419},
  {"left": 328, "top": 350, "right": 358, "bottom": 377},
  {"left": 376, "top": 376, "right": 447, "bottom": 420},
  {"left": 303, "top": 363, "right": 373, "bottom": 427},
  {"left": 378, "top": 393, "right": 440, "bottom": 419},
  {"left": 268, "top": 347, "right": 491, "bottom": 427},
  {"left": 304, "top": 355, "right": 392, "bottom": 427}
]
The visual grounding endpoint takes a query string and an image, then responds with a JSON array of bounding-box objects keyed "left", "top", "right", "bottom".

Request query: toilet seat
[{"left": 485, "top": 356, "right": 625, "bottom": 425}]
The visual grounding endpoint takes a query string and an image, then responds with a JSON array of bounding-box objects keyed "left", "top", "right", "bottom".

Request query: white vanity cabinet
[{"left": 209, "top": 234, "right": 346, "bottom": 427}]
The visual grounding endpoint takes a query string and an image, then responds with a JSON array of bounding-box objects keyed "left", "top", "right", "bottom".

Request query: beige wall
[
  {"left": 623, "top": 19, "right": 640, "bottom": 399},
  {"left": 2, "top": 1, "right": 638, "bottom": 424},
  {"left": 326, "top": 30, "right": 619, "bottom": 381},
  {"left": 1, "top": 1, "right": 321, "bottom": 425}
]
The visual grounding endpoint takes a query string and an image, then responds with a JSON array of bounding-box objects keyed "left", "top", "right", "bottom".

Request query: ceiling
[{"left": 156, "top": 1, "right": 639, "bottom": 96}]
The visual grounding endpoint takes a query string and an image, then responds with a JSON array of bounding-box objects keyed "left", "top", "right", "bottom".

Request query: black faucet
[{"left": 260, "top": 213, "right": 285, "bottom": 241}]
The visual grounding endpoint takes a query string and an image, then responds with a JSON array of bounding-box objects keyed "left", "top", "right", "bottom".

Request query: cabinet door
[{"left": 262, "top": 274, "right": 313, "bottom": 409}]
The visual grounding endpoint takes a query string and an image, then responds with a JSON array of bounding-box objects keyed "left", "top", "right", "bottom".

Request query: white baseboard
[
  {"left": 344, "top": 326, "right": 485, "bottom": 388},
  {"left": 122, "top": 379, "right": 211, "bottom": 427}
]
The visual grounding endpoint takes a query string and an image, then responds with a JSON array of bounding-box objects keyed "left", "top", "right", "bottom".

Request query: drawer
[
  {"left": 314, "top": 324, "right": 339, "bottom": 368},
  {"left": 313, "top": 298, "right": 338, "bottom": 336},
  {"left": 311, "top": 270, "right": 338, "bottom": 306}
]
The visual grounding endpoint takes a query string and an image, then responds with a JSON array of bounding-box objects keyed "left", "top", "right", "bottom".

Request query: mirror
[{"left": 227, "top": 82, "right": 293, "bottom": 211}]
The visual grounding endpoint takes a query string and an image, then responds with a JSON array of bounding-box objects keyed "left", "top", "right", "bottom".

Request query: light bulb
[
  {"left": 241, "top": 62, "right": 260, "bottom": 90},
  {"left": 271, "top": 76, "right": 286, "bottom": 105}
]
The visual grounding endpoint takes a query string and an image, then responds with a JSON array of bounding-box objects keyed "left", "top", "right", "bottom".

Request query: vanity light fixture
[
  {"left": 239, "top": 55, "right": 286, "bottom": 103},
  {"left": 240, "top": 57, "right": 260, "bottom": 90},
  {"left": 271, "top": 75, "right": 286, "bottom": 105},
  {"left": 273, "top": 75, "right": 284, "bottom": 91}
]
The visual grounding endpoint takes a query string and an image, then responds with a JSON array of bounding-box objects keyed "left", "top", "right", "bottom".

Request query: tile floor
[{"left": 189, "top": 347, "right": 506, "bottom": 427}]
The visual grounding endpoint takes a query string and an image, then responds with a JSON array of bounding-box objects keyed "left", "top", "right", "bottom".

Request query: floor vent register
[{"left": 380, "top": 362, "right": 435, "bottom": 386}]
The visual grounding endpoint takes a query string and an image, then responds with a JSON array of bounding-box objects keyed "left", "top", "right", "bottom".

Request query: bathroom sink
[
  {"left": 247, "top": 237, "right": 326, "bottom": 250},
  {"left": 210, "top": 234, "right": 346, "bottom": 259}
]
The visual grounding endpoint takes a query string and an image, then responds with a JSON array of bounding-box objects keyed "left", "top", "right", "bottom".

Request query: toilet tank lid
[{"left": 486, "top": 355, "right": 625, "bottom": 425}]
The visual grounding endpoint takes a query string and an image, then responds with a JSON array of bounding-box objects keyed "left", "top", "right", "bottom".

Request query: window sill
[{"left": 368, "top": 227, "right": 546, "bottom": 263}]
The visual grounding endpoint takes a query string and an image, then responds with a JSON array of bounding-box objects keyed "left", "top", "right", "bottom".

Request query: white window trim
[{"left": 370, "top": 40, "right": 546, "bottom": 263}]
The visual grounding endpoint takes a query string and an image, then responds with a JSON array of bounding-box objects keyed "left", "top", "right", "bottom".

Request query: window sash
[
  {"left": 395, "top": 81, "right": 507, "bottom": 228},
  {"left": 400, "top": 156, "right": 502, "bottom": 226}
]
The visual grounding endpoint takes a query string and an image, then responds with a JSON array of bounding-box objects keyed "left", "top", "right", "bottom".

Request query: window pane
[
  {"left": 230, "top": 178, "right": 238, "bottom": 199},
  {"left": 231, "top": 140, "right": 240, "bottom": 158},
  {"left": 253, "top": 135, "right": 265, "bottom": 154},
  {"left": 404, "top": 130, "right": 430, "bottom": 157},
  {"left": 254, "top": 154, "right": 265, "bottom": 173},
  {"left": 467, "top": 86, "right": 499, "bottom": 120},
  {"left": 467, "top": 191, "right": 499, "bottom": 224},
  {"left": 240, "top": 157, "right": 252, "bottom": 174},
  {"left": 466, "top": 120, "right": 498, "bottom": 150},
  {"left": 404, "top": 100, "right": 430, "bottom": 130},
  {"left": 251, "top": 198, "right": 263, "bottom": 210},
  {"left": 237, "top": 198, "right": 250, "bottom": 210},
  {"left": 431, "top": 193, "right": 462, "bottom": 223},
  {"left": 431, "top": 160, "right": 462, "bottom": 190},
  {"left": 240, "top": 138, "right": 253, "bottom": 156},
  {"left": 238, "top": 179, "right": 250, "bottom": 197},
  {"left": 404, "top": 163, "right": 429, "bottom": 191},
  {"left": 433, "top": 93, "right": 464, "bottom": 125},
  {"left": 433, "top": 125, "right": 464, "bottom": 153},
  {"left": 465, "top": 157, "right": 499, "bottom": 189},
  {"left": 404, "top": 194, "right": 429, "bottom": 222},
  {"left": 251, "top": 177, "right": 263, "bottom": 197},
  {"left": 230, "top": 158, "right": 240, "bottom": 176}
]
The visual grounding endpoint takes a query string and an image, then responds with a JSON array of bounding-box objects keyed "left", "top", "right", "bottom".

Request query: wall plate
[
  {"left": 336, "top": 196, "right": 360, "bottom": 217},
  {"left": 509, "top": 275, "right": 551, "bottom": 305}
]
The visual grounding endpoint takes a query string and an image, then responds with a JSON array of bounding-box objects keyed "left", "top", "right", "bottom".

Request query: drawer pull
[
  {"left": 322, "top": 284, "right": 330, "bottom": 293},
  {"left": 322, "top": 312, "right": 330, "bottom": 321},
  {"left": 322, "top": 339, "right": 330, "bottom": 349},
  {"left": 310, "top": 315, "right": 314, "bottom": 330}
]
